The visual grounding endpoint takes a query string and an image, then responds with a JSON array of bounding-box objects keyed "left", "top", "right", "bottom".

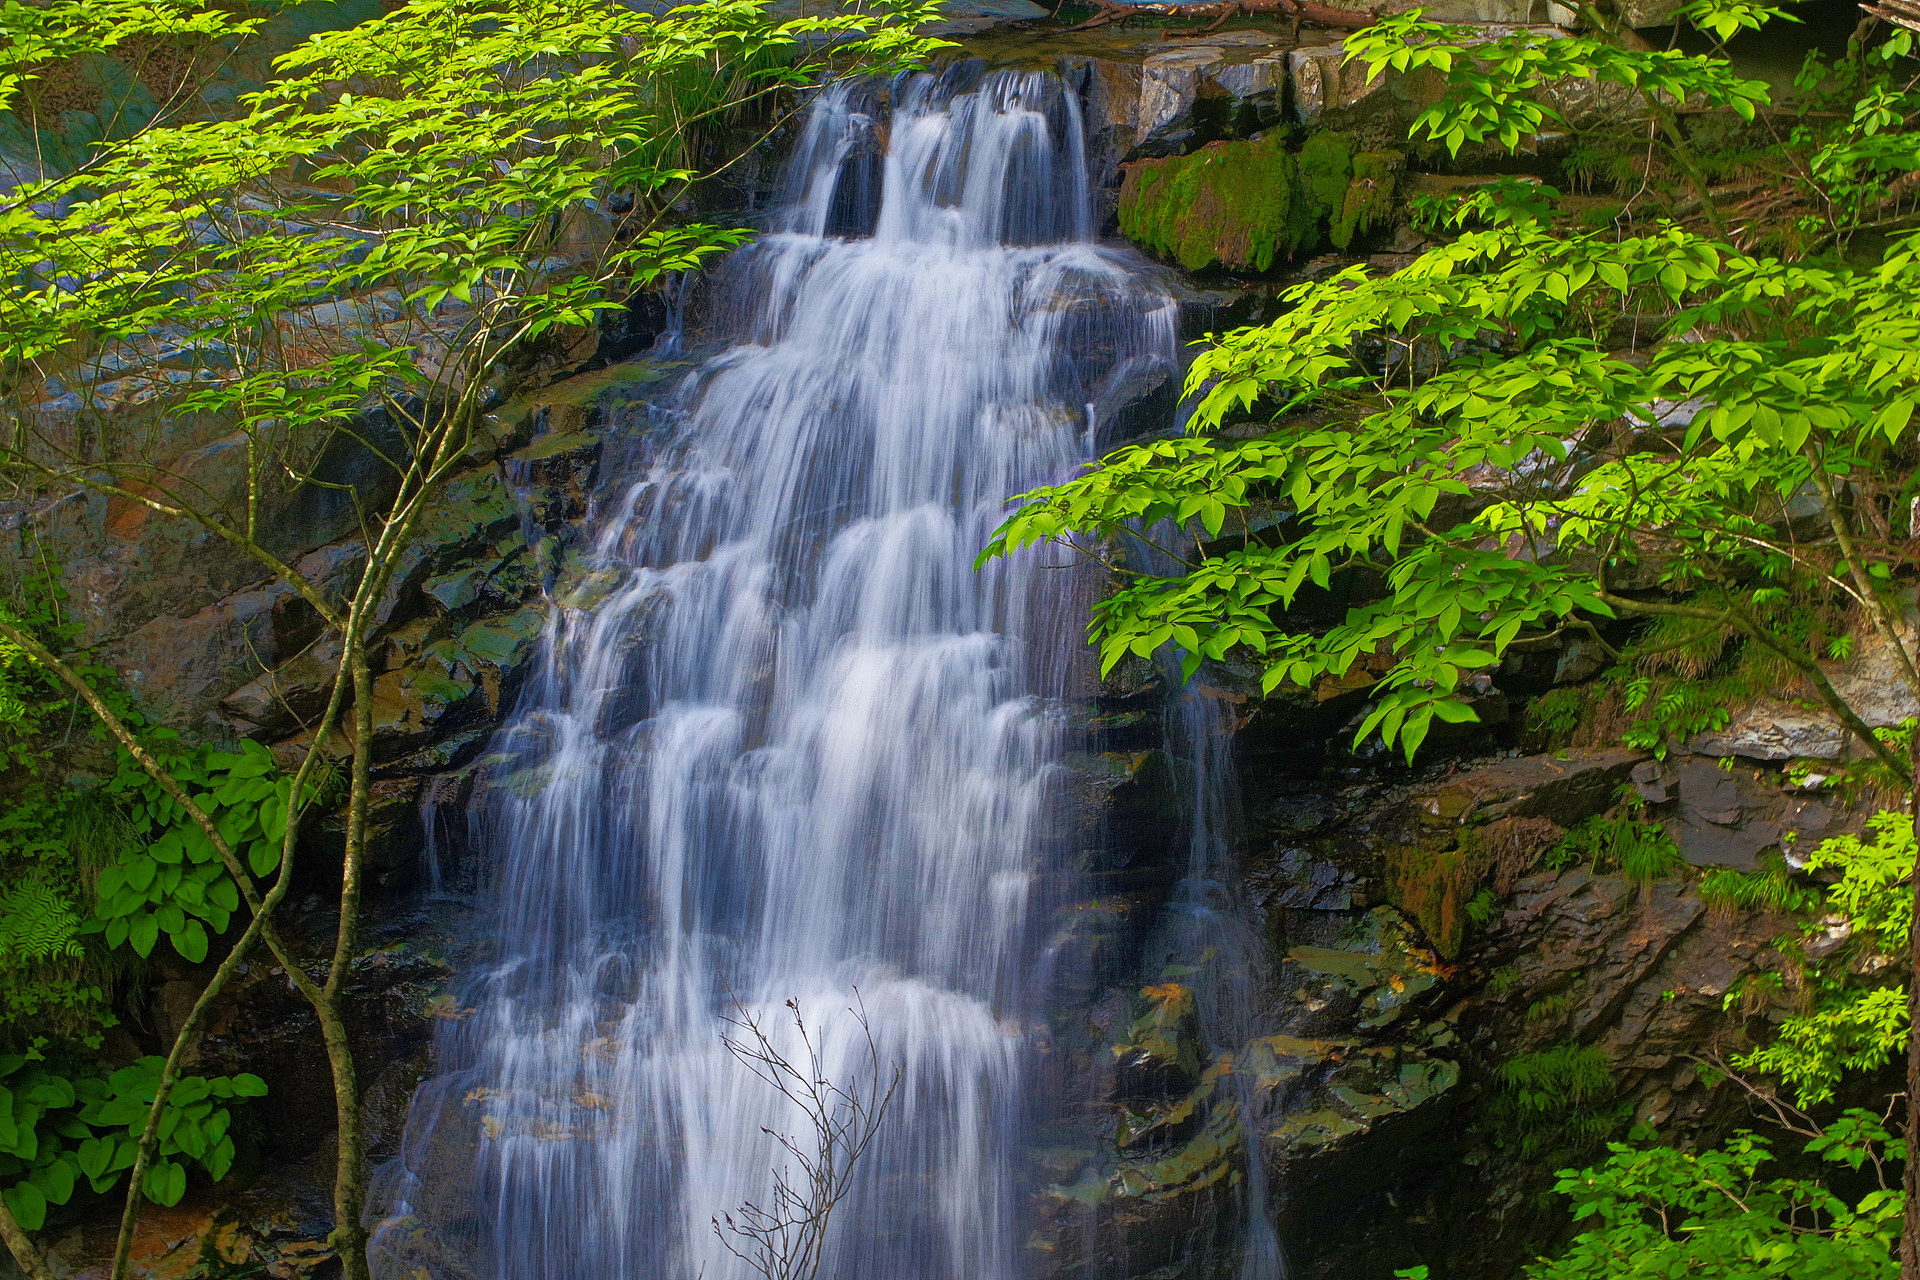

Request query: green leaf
[
  {"left": 248, "top": 838, "right": 280, "bottom": 878},
  {"left": 124, "top": 857, "right": 157, "bottom": 893},
  {"left": 29, "top": 1156, "right": 74, "bottom": 1205},
  {"left": 143, "top": 1158, "right": 187, "bottom": 1207},
  {"left": 3, "top": 1181, "right": 45, "bottom": 1231},
  {"left": 172, "top": 919, "right": 209, "bottom": 964}
]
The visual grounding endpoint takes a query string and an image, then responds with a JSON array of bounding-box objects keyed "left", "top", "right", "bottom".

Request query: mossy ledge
[{"left": 1116, "top": 131, "right": 1403, "bottom": 272}]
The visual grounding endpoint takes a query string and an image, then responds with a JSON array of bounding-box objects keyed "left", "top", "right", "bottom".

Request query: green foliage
[
  {"left": 1526, "top": 687, "right": 1583, "bottom": 742},
  {"left": 1545, "top": 816, "right": 1682, "bottom": 885},
  {"left": 982, "top": 3, "right": 1920, "bottom": 770},
  {"left": 1526, "top": 993, "right": 1570, "bottom": 1024},
  {"left": 984, "top": 220, "right": 1920, "bottom": 759},
  {"left": 1699, "top": 859, "right": 1819, "bottom": 917},
  {"left": 1486, "top": 964, "right": 1523, "bottom": 996},
  {"left": 0, "top": 0, "right": 257, "bottom": 118},
  {"left": 1464, "top": 887, "right": 1502, "bottom": 931},
  {"left": 1618, "top": 835, "right": 1685, "bottom": 886},
  {"left": 82, "top": 738, "right": 328, "bottom": 965},
  {"left": 1344, "top": 10, "right": 1771, "bottom": 158},
  {"left": 1411, "top": 177, "right": 1557, "bottom": 234},
  {"left": 1, "top": 0, "right": 951, "bottom": 459},
  {"left": 1489, "top": 1044, "right": 1629, "bottom": 1160},
  {"left": 0, "top": 584, "right": 123, "bottom": 1047},
  {"left": 1733, "top": 812, "right": 1916, "bottom": 1107},
  {"left": 1525, "top": 1121, "right": 1899, "bottom": 1279},
  {"left": 0, "top": 1053, "right": 265, "bottom": 1230}
]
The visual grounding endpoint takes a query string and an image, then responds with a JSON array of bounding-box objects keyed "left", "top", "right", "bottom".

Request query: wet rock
[
  {"left": 1616, "top": 0, "right": 1684, "bottom": 25},
  {"left": 100, "top": 584, "right": 291, "bottom": 731},
  {"left": 1252, "top": 844, "right": 1357, "bottom": 911},
  {"left": 1253, "top": 792, "right": 1346, "bottom": 840},
  {"left": 219, "top": 635, "right": 345, "bottom": 738},
  {"left": 1065, "top": 749, "right": 1185, "bottom": 878},
  {"left": 1286, "top": 908, "right": 1449, "bottom": 1030},
  {"left": 198, "top": 903, "right": 464, "bottom": 1194},
  {"left": 1420, "top": 0, "right": 1578, "bottom": 18},
  {"left": 1134, "top": 42, "right": 1288, "bottom": 153},
  {"left": 1407, "top": 746, "right": 1644, "bottom": 828},
  {"left": 1554, "top": 633, "right": 1607, "bottom": 684},
  {"left": 1654, "top": 756, "right": 1860, "bottom": 870},
  {"left": 1827, "top": 630, "right": 1920, "bottom": 729},
  {"left": 1625, "top": 757, "right": 1670, "bottom": 804},
  {"left": 1287, "top": 39, "right": 1388, "bottom": 127}
]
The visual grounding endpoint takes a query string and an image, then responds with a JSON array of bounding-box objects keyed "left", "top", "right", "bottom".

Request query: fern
[
  {"left": 0, "top": 880, "right": 81, "bottom": 964},
  {"left": 1490, "top": 1045, "right": 1631, "bottom": 1159},
  {"left": 1550, "top": 815, "right": 1684, "bottom": 883},
  {"left": 1698, "top": 859, "right": 1818, "bottom": 917}
]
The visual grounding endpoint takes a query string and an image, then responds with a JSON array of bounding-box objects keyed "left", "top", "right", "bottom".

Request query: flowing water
[{"left": 370, "top": 68, "right": 1180, "bottom": 1280}]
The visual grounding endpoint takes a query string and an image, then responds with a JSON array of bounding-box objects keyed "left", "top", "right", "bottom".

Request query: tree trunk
[
  {"left": 0, "top": 1200, "right": 53, "bottom": 1280},
  {"left": 322, "top": 648, "right": 378, "bottom": 1280},
  {"left": 1905, "top": 722, "right": 1920, "bottom": 1280}
]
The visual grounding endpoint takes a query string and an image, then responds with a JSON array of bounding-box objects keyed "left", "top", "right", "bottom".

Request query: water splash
[{"left": 370, "top": 69, "right": 1178, "bottom": 1280}]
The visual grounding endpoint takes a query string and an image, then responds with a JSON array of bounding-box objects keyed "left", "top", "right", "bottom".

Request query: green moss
[
  {"left": 1117, "top": 133, "right": 1318, "bottom": 273},
  {"left": 1299, "top": 130, "right": 1355, "bottom": 216},
  {"left": 1117, "top": 131, "right": 1405, "bottom": 269},
  {"left": 1330, "top": 150, "right": 1401, "bottom": 250},
  {"left": 1384, "top": 838, "right": 1487, "bottom": 959}
]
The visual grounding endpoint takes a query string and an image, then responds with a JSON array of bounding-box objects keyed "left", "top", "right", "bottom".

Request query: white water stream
[{"left": 370, "top": 69, "right": 1180, "bottom": 1280}]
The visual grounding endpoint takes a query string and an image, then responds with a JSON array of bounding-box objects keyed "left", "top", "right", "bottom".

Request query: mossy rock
[
  {"left": 1117, "top": 132, "right": 1320, "bottom": 274},
  {"left": 1117, "top": 131, "right": 1404, "bottom": 272},
  {"left": 1330, "top": 150, "right": 1403, "bottom": 251}
]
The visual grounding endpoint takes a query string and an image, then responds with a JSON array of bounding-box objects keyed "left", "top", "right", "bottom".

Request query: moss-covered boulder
[
  {"left": 1116, "top": 130, "right": 1404, "bottom": 273},
  {"left": 1117, "top": 133, "right": 1315, "bottom": 273}
]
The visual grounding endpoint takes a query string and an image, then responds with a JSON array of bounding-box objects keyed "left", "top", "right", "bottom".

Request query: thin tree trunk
[
  {"left": 320, "top": 649, "right": 377, "bottom": 1280},
  {"left": 1906, "top": 720, "right": 1920, "bottom": 1280},
  {"left": 109, "top": 911, "right": 273, "bottom": 1280},
  {"left": 0, "top": 1200, "right": 53, "bottom": 1280}
]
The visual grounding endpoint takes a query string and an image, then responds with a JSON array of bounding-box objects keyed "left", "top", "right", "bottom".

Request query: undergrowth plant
[
  {"left": 0, "top": 575, "right": 286, "bottom": 1240},
  {"left": 1527, "top": 1121, "right": 1901, "bottom": 1279},
  {"left": 1488, "top": 1044, "right": 1630, "bottom": 1161},
  {"left": 1724, "top": 811, "right": 1916, "bottom": 1108}
]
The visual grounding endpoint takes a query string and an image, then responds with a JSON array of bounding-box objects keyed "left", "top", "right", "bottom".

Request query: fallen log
[
  {"left": 1057, "top": 0, "right": 1376, "bottom": 36},
  {"left": 1860, "top": 0, "right": 1920, "bottom": 31}
]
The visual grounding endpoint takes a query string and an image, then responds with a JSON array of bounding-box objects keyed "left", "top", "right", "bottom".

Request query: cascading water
[{"left": 369, "top": 68, "right": 1180, "bottom": 1280}]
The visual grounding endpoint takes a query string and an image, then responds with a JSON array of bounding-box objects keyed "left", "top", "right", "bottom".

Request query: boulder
[
  {"left": 1407, "top": 747, "right": 1645, "bottom": 829},
  {"left": 1687, "top": 696, "right": 1849, "bottom": 761},
  {"left": 1654, "top": 756, "right": 1859, "bottom": 870},
  {"left": 1688, "top": 629, "right": 1920, "bottom": 763},
  {"left": 101, "top": 584, "right": 291, "bottom": 730}
]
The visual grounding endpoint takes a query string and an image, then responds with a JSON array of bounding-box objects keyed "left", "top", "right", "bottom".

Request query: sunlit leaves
[
  {"left": 1531, "top": 1125, "right": 1899, "bottom": 1279},
  {"left": 1344, "top": 11, "right": 1773, "bottom": 157},
  {"left": 983, "top": 219, "right": 1920, "bottom": 760}
]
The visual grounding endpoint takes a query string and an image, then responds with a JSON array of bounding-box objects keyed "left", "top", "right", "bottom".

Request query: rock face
[
  {"left": 5, "top": 357, "right": 677, "bottom": 1274},
  {"left": 1690, "top": 628, "right": 1920, "bottom": 762},
  {"left": 1223, "top": 738, "right": 1809, "bottom": 1280}
]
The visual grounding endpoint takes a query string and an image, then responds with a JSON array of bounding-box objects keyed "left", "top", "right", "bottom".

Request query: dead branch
[
  {"left": 1057, "top": 0, "right": 1374, "bottom": 36},
  {"left": 714, "top": 992, "right": 903, "bottom": 1280},
  {"left": 1860, "top": 0, "right": 1920, "bottom": 34}
]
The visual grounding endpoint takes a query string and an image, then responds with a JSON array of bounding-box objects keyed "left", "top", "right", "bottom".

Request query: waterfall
[{"left": 369, "top": 68, "right": 1179, "bottom": 1280}]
